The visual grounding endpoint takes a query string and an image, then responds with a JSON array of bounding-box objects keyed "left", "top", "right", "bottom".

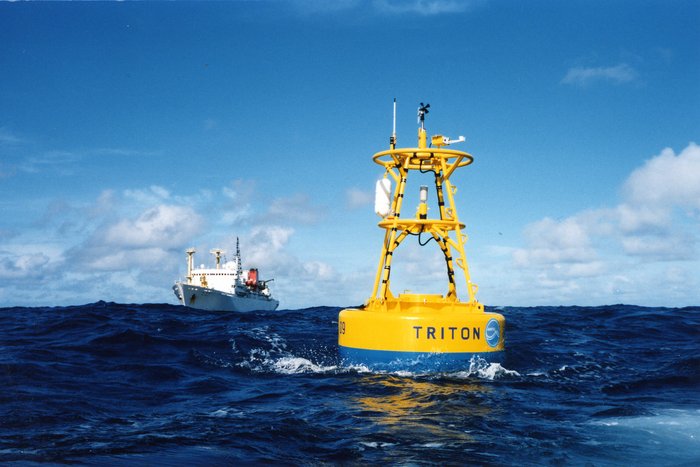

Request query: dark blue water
[{"left": 1, "top": 303, "right": 698, "bottom": 465}]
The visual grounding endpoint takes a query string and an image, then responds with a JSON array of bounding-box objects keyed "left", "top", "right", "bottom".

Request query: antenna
[
  {"left": 417, "top": 102, "right": 430, "bottom": 128},
  {"left": 235, "top": 237, "right": 243, "bottom": 278},
  {"left": 390, "top": 98, "right": 397, "bottom": 149}
]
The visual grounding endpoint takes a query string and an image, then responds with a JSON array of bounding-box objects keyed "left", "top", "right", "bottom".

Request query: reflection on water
[{"left": 352, "top": 374, "right": 497, "bottom": 446}]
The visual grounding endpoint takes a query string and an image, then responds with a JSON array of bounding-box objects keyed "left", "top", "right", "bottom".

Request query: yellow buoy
[{"left": 338, "top": 102, "right": 505, "bottom": 371}]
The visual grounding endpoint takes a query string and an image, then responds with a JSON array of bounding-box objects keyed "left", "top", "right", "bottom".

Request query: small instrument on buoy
[{"left": 338, "top": 100, "right": 505, "bottom": 371}]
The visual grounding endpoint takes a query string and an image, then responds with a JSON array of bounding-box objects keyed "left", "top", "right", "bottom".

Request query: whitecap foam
[
  {"left": 209, "top": 409, "right": 228, "bottom": 418},
  {"left": 208, "top": 408, "right": 246, "bottom": 419},
  {"left": 452, "top": 358, "right": 520, "bottom": 380},
  {"left": 592, "top": 408, "right": 700, "bottom": 440},
  {"left": 271, "top": 356, "right": 337, "bottom": 375},
  {"left": 359, "top": 441, "right": 395, "bottom": 449},
  {"left": 589, "top": 408, "right": 700, "bottom": 462},
  {"left": 475, "top": 362, "right": 520, "bottom": 380}
]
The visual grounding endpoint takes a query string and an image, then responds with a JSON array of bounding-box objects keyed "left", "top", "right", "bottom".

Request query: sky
[{"left": 1, "top": 0, "right": 699, "bottom": 309}]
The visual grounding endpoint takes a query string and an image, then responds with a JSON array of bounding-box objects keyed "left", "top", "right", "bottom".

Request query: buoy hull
[{"left": 338, "top": 295, "right": 505, "bottom": 372}]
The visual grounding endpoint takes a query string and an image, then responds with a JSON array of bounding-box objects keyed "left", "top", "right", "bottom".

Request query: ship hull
[{"left": 173, "top": 283, "right": 279, "bottom": 312}]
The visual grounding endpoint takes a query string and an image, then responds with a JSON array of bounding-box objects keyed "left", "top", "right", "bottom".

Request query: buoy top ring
[{"left": 372, "top": 147, "right": 474, "bottom": 171}]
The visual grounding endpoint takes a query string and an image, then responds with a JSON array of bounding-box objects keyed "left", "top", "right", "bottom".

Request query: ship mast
[
  {"left": 186, "top": 248, "right": 196, "bottom": 284},
  {"left": 235, "top": 237, "right": 243, "bottom": 278},
  {"left": 210, "top": 248, "right": 225, "bottom": 269}
]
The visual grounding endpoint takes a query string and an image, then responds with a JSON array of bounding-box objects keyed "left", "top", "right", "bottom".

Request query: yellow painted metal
[
  {"left": 339, "top": 294, "right": 504, "bottom": 353},
  {"left": 369, "top": 127, "right": 478, "bottom": 304},
  {"left": 340, "top": 113, "right": 504, "bottom": 366}
]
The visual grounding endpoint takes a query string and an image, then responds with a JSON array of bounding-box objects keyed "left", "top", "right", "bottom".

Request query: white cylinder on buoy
[
  {"left": 419, "top": 185, "right": 428, "bottom": 203},
  {"left": 375, "top": 178, "right": 392, "bottom": 217}
]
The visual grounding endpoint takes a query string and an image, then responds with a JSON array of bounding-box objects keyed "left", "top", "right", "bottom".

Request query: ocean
[{"left": 1, "top": 302, "right": 698, "bottom": 465}]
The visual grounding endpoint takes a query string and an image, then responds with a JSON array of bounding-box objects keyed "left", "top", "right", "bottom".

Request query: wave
[{"left": 1, "top": 302, "right": 699, "bottom": 465}]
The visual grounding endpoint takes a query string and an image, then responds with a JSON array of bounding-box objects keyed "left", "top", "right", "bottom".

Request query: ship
[{"left": 173, "top": 238, "right": 279, "bottom": 312}]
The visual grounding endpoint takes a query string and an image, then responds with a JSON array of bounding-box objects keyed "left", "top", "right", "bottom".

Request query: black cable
[
  {"left": 419, "top": 159, "right": 436, "bottom": 174},
  {"left": 418, "top": 231, "right": 434, "bottom": 246}
]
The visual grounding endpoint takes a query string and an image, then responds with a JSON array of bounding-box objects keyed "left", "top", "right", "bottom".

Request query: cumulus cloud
[
  {"left": 1, "top": 172, "right": 359, "bottom": 307},
  {"left": 56, "top": 187, "right": 204, "bottom": 275},
  {"left": 0, "top": 251, "right": 54, "bottom": 280},
  {"left": 561, "top": 63, "right": 637, "bottom": 86},
  {"left": 510, "top": 143, "right": 700, "bottom": 304},
  {"left": 243, "top": 224, "right": 326, "bottom": 280},
  {"left": 510, "top": 214, "right": 603, "bottom": 289},
  {"left": 236, "top": 224, "right": 352, "bottom": 307},
  {"left": 220, "top": 180, "right": 255, "bottom": 225},
  {"left": 614, "top": 203, "right": 670, "bottom": 234},
  {"left": 612, "top": 143, "right": 700, "bottom": 260},
  {"left": 88, "top": 247, "right": 174, "bottom": 272},
  {"left": 515, "top": 217, "right": 596, "bottom": 263},
  {"left": 619, "top": 232, "right": 694, "bottom": 260},
  {"left": 623, "top": 143, "right": 700, "bottom": 209},
  {"left": 248, "top": 225, "right": 295, "bottom": 256},
  {"left": 102, "top": 205, "right": 202, "bottom": 248},
  {"left": 67, "top": 203, "right": 204, "bottom": 274}
]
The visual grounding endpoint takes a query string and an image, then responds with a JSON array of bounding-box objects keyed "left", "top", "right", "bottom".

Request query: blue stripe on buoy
[{"left": 339, "top": 346, "right": 504, "bottom": 372}]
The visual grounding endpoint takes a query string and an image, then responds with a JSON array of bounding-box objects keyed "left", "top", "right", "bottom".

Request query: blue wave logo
[{"left": 485, "top": 319, "right": 500, "bottom": 348}]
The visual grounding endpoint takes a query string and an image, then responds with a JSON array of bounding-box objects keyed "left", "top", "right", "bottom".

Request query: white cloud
[
  {"left": 302, "top": 260, "right": 335, "bottom": 280},
  {"left": 620, "top": 233, "right": 694, "bottom": 260},
  {"left": 623, "top": 143, "right": 700, "bottom": 209},
  {"left": 102, "top": 205, "right": 202, "bottom": 248},
  {"left": 235, "top": 224, "right": 356, "bottom": 307},
  {"left": 513, "top": 216, "right": 597, "bottom": 268},
  {"left": 561, "top": 63, "right": 637, "bottom": 86},
  {"left": 508, "top": 143, "right": 700, "bottom": 305},
  {"left": 248, "top": 225, "right": 295, "bottom": 256},
  {"left": 615, "top": 203, "right": 670, "bottom": 234},
  {"left": 0, "top": 251, "right": 54, "bottom": 280},
  {"left": 88, "top": 247, "right": 172, "bottom": 272},
  {"left": 220, "top": 180, "right": 255, "bottom": 225},
  {"left": 0, "top": 173, "right": 362, "bottom": 307}
]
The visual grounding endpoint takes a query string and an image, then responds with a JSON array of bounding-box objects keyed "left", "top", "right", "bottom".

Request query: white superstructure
[{"left": 173, "top": 238, "right": 279, "bottom": 312}]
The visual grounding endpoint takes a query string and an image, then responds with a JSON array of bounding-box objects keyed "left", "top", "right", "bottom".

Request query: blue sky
[{"left": 1, "top": 0, "right": 699, "bottom": 308}]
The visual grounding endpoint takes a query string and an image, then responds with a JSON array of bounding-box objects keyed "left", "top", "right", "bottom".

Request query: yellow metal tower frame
[
  {"left": 369, "top": 126, "right": 480, "bottom": 309},
  {"left": 338, "top": 102, "right": 504, "bottom": 371}
]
